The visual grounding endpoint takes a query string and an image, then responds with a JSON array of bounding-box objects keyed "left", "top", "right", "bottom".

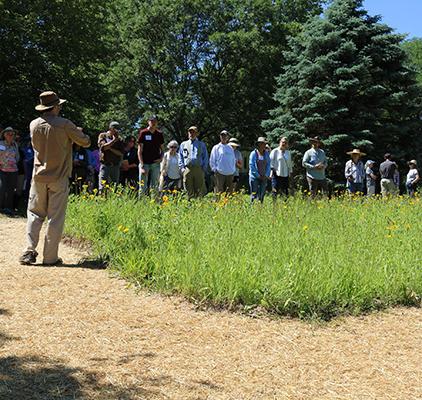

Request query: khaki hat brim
[
  {"left": 347, "top": 151, "right": 366, "bottom": 156},
  {"left": 35, "top": 98, "right": 66, "bottom": 111}
]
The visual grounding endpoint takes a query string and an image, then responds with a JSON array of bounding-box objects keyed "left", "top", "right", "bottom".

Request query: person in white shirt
[
  {"left": 344, "top": 149, "right": 366, "bottom": 194},
  {"left": 209, "top": 130, "right": 236, "bottom": 194},
  {"left": 406, "top": 159, "right": 419, "bottom": 197},
  {"left": 228, "top": 137, "right": 243, "bottom": 191},
  {"left": 159, "top": 140, "right": 181, "bottom": 192},
  {"left": 270, "top": 137, "right": 293, "bottom": 198}
]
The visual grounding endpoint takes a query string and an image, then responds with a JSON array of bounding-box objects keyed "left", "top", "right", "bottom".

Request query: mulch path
[{"left": 0, "top": 217, "right": 421, "bottom": 399}]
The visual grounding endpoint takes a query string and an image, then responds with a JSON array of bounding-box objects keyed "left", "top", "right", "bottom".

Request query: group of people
[
  {"left": 2, "top": 109, "right": 420, "bottom": 219},
  {"left": 8, "top": 90, "right": 420, "bottom": 266},
  {"left": 92, "top": 118, "right": 421, "bottom": 203}
]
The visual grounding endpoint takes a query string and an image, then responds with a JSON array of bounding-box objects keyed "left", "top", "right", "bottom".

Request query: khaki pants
[
  {"left": 183, "top": 166, "right": 206, "bottom": 198},
  {"left": 25, "top": 179, "right": 69, "bottom": 263},
  {"left": 214, "top": 172, "right": 234, "bottom": 194}
]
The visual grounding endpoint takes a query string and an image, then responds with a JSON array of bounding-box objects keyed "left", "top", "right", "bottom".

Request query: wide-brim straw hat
[
  {"left": 347, "top": 149, "right": 366, "bottom": 156},
  {"left": 35, "top": 91, "right": 67, "bottom": 111},
  {"left": 408, "top": 159, "right": 417, "bottom": 166}
]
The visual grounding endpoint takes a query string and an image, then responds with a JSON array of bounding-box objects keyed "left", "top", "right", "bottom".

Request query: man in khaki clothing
[
  {"left": 178, "top": 126, "right": 209, "bottom": 198},
  {"left": 19, "top": 91, "right": 91, "bottom": 265}
]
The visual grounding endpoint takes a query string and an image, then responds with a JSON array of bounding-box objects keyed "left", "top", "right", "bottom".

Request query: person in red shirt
[{"left": 137, "top": 115, "right": 164, "bottom": 195}]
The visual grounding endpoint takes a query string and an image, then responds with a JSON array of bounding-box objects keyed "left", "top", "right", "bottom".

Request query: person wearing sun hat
[
  {"left": 344, "top": 149, "right": 366, "bottom": 194},
  {"left": 302, "top": 136, "right": 328, "bottom": 196},
  {"left": 406, "top": 159, "right": 419, "bottom": 197},
  {"left": 19, "top": 91, "right": 91, "bottom": 266},
  {"left": 0, "top": 127, "right": 20, "bottom": 215},
  {"left": 249, "top": 136, "right": 271, "bottom": 203}
]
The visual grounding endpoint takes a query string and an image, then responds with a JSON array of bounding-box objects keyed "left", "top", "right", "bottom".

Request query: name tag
[
  {"left": 258, "top": 155, "right": 264, "bottom": 161},
  {"left": 0, "top": 145, "right": 5, "bottom": 151},
  {"left": 78, "top": 154, "right": 84, "bottom": 160},
  {"left": 145, "top": 135, "right": 152, "bottom": 141}
]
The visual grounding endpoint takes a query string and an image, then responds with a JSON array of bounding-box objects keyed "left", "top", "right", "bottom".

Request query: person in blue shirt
[
  {"left": 249, "top": 137, "right": 271, "bottom": 203},
  {"left": 302, "top": 136, "right": 328, "bottom": 197},
  {"left": 178, "top": 126, "right": 209, "bottom": 198}
]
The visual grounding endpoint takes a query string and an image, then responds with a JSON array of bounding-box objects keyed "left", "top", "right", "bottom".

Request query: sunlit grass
[{"left": 65, "top": 187, "right": 422, "bottom": 319}]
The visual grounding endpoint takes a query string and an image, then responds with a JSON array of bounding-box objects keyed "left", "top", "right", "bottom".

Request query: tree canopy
[
  {"left": 105, "top": 0, "right": 324, "bottom": 144},
  {"left": 0, "top": 0, "right": 112, "bottom": 134}
]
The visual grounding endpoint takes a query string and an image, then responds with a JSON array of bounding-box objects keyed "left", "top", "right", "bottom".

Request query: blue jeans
[
  {"left": 406, "top": 182, "right": 416, "bottom": 197},
  {"left": 249, "top": 177, "right": 267, "bottom": 203},
  {"left": 139, "top": 162, "right": 160, "bottom": 195},
  {"left": 346, "top": 181, "right": 364, "bottom": 194}
]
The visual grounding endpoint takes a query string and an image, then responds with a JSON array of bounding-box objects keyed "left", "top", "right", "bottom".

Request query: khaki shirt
[{"left": 30, "top": 114, "right": 91, "bottom": 182}]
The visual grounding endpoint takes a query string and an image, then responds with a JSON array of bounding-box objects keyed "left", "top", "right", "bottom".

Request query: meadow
[{"left": 65, "top": 188, "right": 422, "bottom": 320}]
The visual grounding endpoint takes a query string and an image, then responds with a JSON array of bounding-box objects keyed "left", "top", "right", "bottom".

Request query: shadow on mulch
[
  {"left": 0, "top": 329, "right": 165, "bottom": 400},
  {"left": 33, "top": 258, "right": 108, "bottom": 270}
]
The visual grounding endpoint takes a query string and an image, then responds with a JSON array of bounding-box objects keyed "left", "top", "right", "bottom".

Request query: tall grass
[{"left": 65, "top": 189, "right": 422, "bottom": 319}]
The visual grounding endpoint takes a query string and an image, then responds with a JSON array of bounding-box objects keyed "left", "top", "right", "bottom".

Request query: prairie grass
[{"left": 65, "top": 188, "right": 422, "bottom": 319}]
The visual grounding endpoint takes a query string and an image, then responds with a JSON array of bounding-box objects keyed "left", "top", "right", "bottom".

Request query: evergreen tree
[{"left": 263, "top": 0, "right": 422, "bottom": 183}]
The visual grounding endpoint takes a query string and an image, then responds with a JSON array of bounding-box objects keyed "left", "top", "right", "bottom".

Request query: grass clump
[{"left": 65, "top": 189, "right": 422, "bottom": 320}]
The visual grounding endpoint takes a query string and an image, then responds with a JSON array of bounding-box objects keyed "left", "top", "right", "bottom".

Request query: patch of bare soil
[{"left": 0, "top": 217, "right": 421, "bottom": 399}]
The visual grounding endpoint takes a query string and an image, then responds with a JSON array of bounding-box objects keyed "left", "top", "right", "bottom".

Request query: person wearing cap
[
  {"left": 19, "top": 91, "right": 90, "bottom": 266},
  {"left": 344, "top": 149, "right": 366, "bottom": 194},
  {"left": 98, "top": 121, "right": 126, "bottom": 190},
  {"left": 0, "top": 127, "right": 20, "bottom": 215},
  {"left": 209, "top": 130, "right": 236, "bottom": 195},
  {"left": 137, "top": 115, "right": 164, "bottom": 196},
  {"left": 178, "top": 126, "right": 209, "bottom": 198},
  {"left": 270, "top": 137, "right": 293, "bottom": 198},
  {"left": 159, "top": 140, "right": 181, "bottom": 193},
  {"left": 249, "top": 137, "right": 271, "bottom": 203},
  {"left": 302, "top": 136, "right": 328, "bottom": 197},
  {"left": 379, "top": 153, "right": 398, "bottom": 197},
  {"left": 228, "top": 138, "right": 243, "bottom": 191},
  {"left": 365, "top": 160, "right": 377, "bottom": 196},
  {"left": 406, "top": 160, "right": 419, "bottom": 197}
]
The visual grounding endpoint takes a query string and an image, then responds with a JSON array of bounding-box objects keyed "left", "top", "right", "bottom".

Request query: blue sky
[{"left": 363, "top": 0, "right": 422, "bottom": 39}]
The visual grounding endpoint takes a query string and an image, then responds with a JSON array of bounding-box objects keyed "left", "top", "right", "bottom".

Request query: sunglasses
[{"left": 169, "top": 146, "right": 177, "bottom": 149}]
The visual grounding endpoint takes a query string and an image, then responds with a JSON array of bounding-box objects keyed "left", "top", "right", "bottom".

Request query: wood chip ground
[{"left": 0, "top": 217, "right": 421, "bottom": 399}]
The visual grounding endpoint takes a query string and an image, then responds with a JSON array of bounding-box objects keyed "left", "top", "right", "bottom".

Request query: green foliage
[
  {"left": 105, "top": 0, "right": 324, "bottom": 144},
  {"left": 263, "top": 0, "right": 422, "bottom": 182},
  {"left": 402, "top": 38, "right": 422, "bottom": 86},
  {"left": 0, "top": 0, "right": 112, "bottom": 134},
  {"left": 66, "top": 190, "right": 422, "bottom": 320}
]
